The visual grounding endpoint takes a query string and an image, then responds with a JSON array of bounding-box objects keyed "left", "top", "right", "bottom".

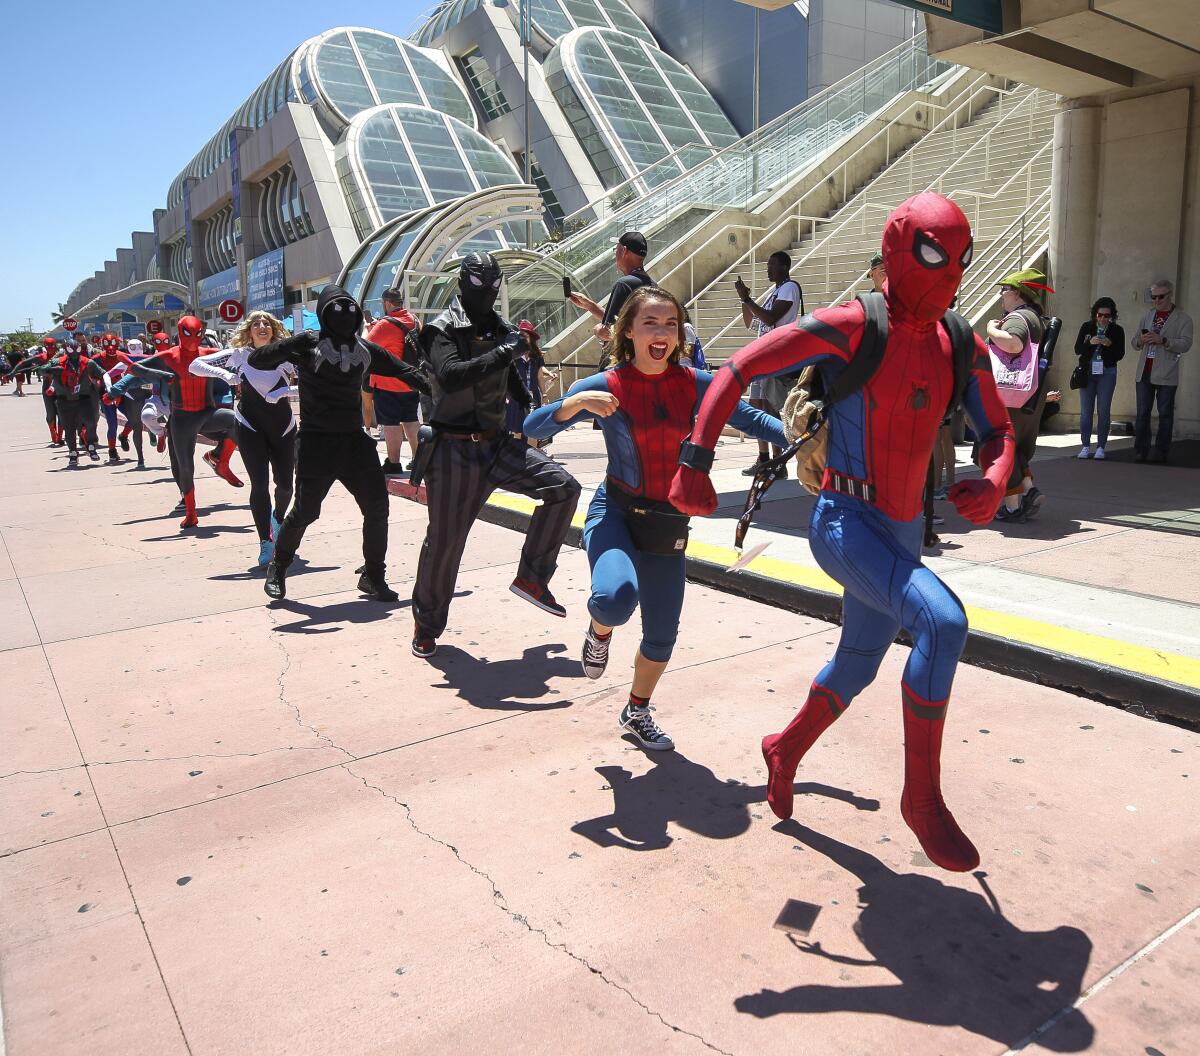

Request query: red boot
[
  {"left": 156, "top": 433, "right": 166, "bottom": 453},
  {"left": 48, "top": 421, "right": 58, "bottom": 444},
  {"left": 205, "top": 439, "right": 243, "bottom": 487},
  {"left": 179, "top": 489, "right": 199, "bottom": 529},
  {"left": 900, "top": 683, "right": 979, "bottom": 872},
  {"left": 761, "top": 682, "right": 846, "bottom": 820}
]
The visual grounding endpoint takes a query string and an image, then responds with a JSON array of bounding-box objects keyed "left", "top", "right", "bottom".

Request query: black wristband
[{"left": 678, "top": 440, "right": 715, "bottom": 473}]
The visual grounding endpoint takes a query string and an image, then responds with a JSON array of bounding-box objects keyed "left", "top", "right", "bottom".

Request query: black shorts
[{"left": 374, "top": 389, "right": 420, "bottom": 425}]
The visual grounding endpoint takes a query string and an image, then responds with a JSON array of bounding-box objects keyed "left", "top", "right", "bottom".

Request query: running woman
[
  {"left": 190, "top": 311, "right": 298, "bottom": 565},
  {"left": 525, "top": 286, "right": 786, "bottom": 751}
]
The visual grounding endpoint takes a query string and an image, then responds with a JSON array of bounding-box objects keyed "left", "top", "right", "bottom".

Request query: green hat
[
  {"left": 997, "top": 268, "right": 1054, "bottom": 302},
  {"left": 869, "top": 253, "right": 884, "bottom": 269}
]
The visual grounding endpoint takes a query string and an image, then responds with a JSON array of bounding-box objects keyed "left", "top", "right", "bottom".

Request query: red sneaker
[{"left": 510, "top": 577, "right": 566, "bottom": 617}]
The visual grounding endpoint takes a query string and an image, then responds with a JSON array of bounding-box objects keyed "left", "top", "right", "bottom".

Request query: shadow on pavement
[
  {"left": 426, "top": 642, "right": 578, "bottom": 711},
  {"left": 733, "top": 819, "right": 1094, "bottom": 1051},
  {"left": 269, "top": 592, "right": 411, "bottom": 633},
  {"left": 572, "top": 758, "right": 879, "bottom": 852}
]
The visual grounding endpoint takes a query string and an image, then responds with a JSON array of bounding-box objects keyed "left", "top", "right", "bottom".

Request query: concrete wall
[
  {"left": 807, "top": 0, "right": 917, "bottom": 95},
  {"left": 1048, "top": 80, "right": 1198, "bottom": 439},
  {"left": 626, "top": 0, "right": 809, "bottom": 135}
]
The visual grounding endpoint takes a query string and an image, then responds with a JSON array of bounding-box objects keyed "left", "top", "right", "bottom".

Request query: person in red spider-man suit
[
  {"left": 671, "top": 192, "right": 1016, "bottom": 872},
  {"left": 115, "top": 316, "right": 242, "bottom": 528}
]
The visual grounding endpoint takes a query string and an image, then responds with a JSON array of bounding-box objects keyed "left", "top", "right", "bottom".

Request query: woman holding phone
[{"left": 1073, "top": 296, "right": 1124, "bottom": 459}]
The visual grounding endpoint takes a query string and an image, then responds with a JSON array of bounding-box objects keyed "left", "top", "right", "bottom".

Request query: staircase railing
[
  {"left": 505, "top": 31, "right": 951, "bottom": 347},
  {"left": 691, "top": 82, "right": 1046, "bottom": 354}
]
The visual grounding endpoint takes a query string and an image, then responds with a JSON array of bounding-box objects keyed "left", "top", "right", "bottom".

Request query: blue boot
[{"left": 258, "top": 537, "right": 275, "bottom": 567}]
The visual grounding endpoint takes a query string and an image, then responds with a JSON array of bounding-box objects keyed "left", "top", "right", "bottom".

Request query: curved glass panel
[
  {"left": 546, "top": 28, "right": 737, "bottom": 188},
  {"left": 337, "top": 105, "right": 524, "bottom": 236}
]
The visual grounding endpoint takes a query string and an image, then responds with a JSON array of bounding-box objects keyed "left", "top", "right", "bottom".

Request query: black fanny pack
[{"left": 607, "top": 479, "right": 690, "bottom": 555}]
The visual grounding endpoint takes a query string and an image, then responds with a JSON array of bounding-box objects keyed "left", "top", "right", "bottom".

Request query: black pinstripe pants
[{"left": 412, "top": 434, "right": 581, "bottom": 637}]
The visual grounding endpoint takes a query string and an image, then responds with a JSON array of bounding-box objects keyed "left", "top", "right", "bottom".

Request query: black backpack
[{"left": 380, "top": 315, "right": 426, "bottom": 371}]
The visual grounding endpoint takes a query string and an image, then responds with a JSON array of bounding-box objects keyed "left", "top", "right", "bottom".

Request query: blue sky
[{"left": 0, "top": 0, "right": 431, "bottom": 332}]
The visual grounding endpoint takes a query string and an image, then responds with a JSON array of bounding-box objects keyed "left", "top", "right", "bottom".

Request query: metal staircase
[{"left": 689, "top": 83, "right": 1058, "bottom": 362}]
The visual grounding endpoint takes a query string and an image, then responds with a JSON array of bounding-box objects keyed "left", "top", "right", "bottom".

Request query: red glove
[
  {"left": 669, "top": 464, "right": 718, "bottom": 517},
  {"left": 949, "top": 434, "right": 1014, "bottom": 524}
]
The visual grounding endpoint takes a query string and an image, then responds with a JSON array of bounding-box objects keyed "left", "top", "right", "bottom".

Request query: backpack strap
[
  {"left": 939, "top": 308, "right": 974, "bottom": 416},
  {"left": 380, "top": 315, "right": 414, "bottom": 337},
  {"left": 822, "top": 292, "right": 889, "bottom": 406}
]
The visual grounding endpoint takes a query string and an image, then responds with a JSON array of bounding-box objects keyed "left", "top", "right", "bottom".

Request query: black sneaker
[
  {"left": 620, "top": 703, "right": 674, "bottom": 751},
  {"left": 412, "top": 622, "right": 437, "bottom": 658},
  {"left": 119, "top": 435, "right": 130, "bottom": 452},
  {"left": 1019, "top": 487, "right": 1043, "bottom": 520},
  {"left": 510, "top": 577, "right": 566, "bottom": 617},
  {"left": 357, "top": 571, "right": 398, "bottom": 602},
  {"left": 67, "top": 452, "right": 79, "bottom": 467},
  {"left": 264, "top": 560, "right": 288, "bottom": 600},
  {"left": 381, "top": 459, "right": 406, "bottom": 476},
  {"left": 107, "top": 449, "right": 121, "bottom": 463},
  {"left": 581, "top": 626, "right": 611, "bottom": 679},
  {"left": 742, "top": 456, "right": 769, "bottom": 477},
  {"left": 87, "top": 445, "right": 100, "bottom": 461}
]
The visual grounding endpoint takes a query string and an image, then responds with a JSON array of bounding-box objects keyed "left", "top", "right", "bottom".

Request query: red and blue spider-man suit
[
  {"left": 117, "top": 316, "right": 241, "bottom": 527},
  {"left": 671, "top": 192, "right": 1015, "bottom": 871}
]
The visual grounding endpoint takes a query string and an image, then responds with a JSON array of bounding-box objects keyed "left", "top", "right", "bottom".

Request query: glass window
[
  {"left": 354, "top": 31, "right": 423, "bottom": 108},
  {"left": 405, "top": 46, "right": 475, "bottom": 126},
  {"left": 456, "top": 49, "right": 510, "bottom": 122},
  {"left": 315, "top": 31, "right": 376, "bottom": 116}
]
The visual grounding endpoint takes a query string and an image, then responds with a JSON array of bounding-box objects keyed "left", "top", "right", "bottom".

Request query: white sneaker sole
[
  {"left": 509, "top": 583, "right": 566, "bottom": 617},
  {"left": 620, "top": 719, "right": 675, "bottom": 752}
]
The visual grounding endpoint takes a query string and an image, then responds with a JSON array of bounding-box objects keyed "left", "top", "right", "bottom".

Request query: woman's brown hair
[
  {"left": 229, "top": 310, "right": 289, "bottom": 348},
  {"left": 607, "top": 286, "right": 685, "bottom": 367}
]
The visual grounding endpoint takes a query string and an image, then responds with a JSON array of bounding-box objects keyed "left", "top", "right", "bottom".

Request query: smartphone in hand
[{"left": 562, "top": 276, "right": 572, "bottom": 299}]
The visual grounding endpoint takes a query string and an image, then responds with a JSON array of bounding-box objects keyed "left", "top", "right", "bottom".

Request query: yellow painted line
[{"left": 485, "top": 494, "right": 1200, "bottom": 691}]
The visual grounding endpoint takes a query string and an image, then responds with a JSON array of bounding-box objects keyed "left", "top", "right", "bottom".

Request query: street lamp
[{"left": 493, "top": 0, "right": 533, "bottom": 248}]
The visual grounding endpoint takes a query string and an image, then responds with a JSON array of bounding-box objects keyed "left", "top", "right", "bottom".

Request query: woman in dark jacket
[{"left": 1074, "top": 296, "right": 1125, "bottom": 459}]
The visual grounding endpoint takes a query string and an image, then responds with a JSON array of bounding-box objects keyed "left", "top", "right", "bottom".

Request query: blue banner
[
  {"left": 228, "top": 128, "right": 243, "bottom": 247},
  {"left": 247, "top": 248, "right": 286, "bottom": 317},
  {"left": 890, "top": 0, "right": 1001, "bottom": 32},
  {"left": 198, "top": 265, "right": 240, "bottom": 309}
]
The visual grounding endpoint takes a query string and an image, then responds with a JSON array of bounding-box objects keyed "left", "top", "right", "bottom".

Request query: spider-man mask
[
  {"left": 101, "top": 335, "right": 118, "bottom": 353},
  {"left": 459, "top": 252, "right": 503, "bottom": 322},
  {"left": 882, "top": 192, "right": 973, "bottom": 325},
  {"left": 177, "top": 315, "right": 204, "bottom": 354},
  {"left": 152, "top": 332, "right": 171, "bottom": 352}
]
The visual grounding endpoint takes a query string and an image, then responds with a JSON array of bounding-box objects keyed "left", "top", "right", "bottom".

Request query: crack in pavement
[
  {"left": 0, "top": 745, "right": 334, "bottom": 781},
  {"left": 343, "top": 763, "right": 735, "bottom": 1056},
  {"left": 263, "top": 610, "right": 733, "bottom": 1053}
]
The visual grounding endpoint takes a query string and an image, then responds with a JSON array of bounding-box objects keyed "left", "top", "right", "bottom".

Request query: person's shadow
[
  {"left": 269, "top": 594, "right": 410, "bottom": 633},
  {"left": 573, "top": 757, "right": 879, "bottom": 852},
  {"left": 734, "top": 820, "right": 1094, "bottom": 1051},
  {"left": 427, "top": 643, "right": 579, "bottom": 711}
]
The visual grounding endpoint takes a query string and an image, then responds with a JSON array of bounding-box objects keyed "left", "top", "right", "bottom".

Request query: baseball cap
[
  {"left": 869, "top": 253, "right": 884, "bottom": 268},
  {"left": 613, "top": 231, "right": 648, "bottom": 257}
]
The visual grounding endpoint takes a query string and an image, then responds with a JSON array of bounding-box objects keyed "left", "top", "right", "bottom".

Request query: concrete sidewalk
[
  {"left": 481, "top": 425, "right": 1200, "bottom": 719},
  {"left": 1, "top": 397, "right": 1198, "bottom": 1056}
]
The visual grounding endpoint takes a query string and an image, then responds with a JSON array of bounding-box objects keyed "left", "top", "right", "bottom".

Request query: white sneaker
[
  {"left": 620, "top": 703, "right": 674, "bottom": 751},
  {"left": 1094, "top": 447, "right": 1106, "bottom": 460},
  {"left": 1077, "top": 446, "right": 1091, "bottom": 459}
]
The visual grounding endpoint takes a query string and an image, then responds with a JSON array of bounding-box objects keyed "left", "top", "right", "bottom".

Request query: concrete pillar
[{"left": 1047, "top": 103, "right": 1102, "bottom": 423}]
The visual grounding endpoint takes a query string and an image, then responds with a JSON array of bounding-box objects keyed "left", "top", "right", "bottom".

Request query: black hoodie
[{"left": 248, "top": 284, "right": 428, "bottom": 433}]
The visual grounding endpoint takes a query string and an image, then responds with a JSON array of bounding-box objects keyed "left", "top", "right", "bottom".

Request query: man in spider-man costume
[
  {"left": 95, "top": 334, "right": 135, "bottom": 462},
  {"left": 4, "top": 337, "right": 62, "bottom": 443},
  {"left": 114, "top": 316, "right": 241, "bottom": 527},
  {"left": 671, "top": 192, "right": 1016, "bottom": 872}
]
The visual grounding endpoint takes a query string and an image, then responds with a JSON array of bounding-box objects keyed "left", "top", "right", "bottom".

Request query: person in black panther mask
[
  {"left": 249, "top": 284, "right": 430, "bottom": 602},
  {"left": 409, "top": 252, "right": 581, "bottom": 659}
]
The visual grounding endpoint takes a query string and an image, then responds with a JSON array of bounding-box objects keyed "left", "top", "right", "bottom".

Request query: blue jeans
[
  {"left": 1079, "top": 367, "right": 1117, "bottom": 448},
  {"left": 1134, "top": 378, "right": 1177, "bottom": 456},
  {"left": 584, "top": 484, "right": 687, "bottom": 663}
]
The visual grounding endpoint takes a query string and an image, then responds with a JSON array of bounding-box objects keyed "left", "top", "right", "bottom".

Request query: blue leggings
[
  {"left": 1079, "top": 368, "right": 1118, "bottom": 448},
  {"left": 584, "top": 485, "right": 686, "bottom": 663},
  {"left": 102, "top": 401, "right": 119, "bottom": 444},
  {"left": 809, "top": 493, "right": 967, "bottom": 703}
]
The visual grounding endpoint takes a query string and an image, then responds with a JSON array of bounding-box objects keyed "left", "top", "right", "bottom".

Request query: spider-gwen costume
[
  {"left": 671, "top": 193, "right": 1016, "bottom": 871},
  {"left": 526, "top": 364, "right": 784, "bottom": 666},
  {"left": 113, "top": 316, "right": 241, "bottom": 528},
  {"left": 95, "top": 334, "right": 135, "bottom": 462}
]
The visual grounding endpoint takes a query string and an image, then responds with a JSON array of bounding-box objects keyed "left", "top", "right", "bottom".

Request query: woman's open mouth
[{"left": 648, "top": 342, "right": 669, "bottom": 360}]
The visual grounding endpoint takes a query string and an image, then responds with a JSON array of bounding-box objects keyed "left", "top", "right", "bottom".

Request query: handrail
[
  {"left": 688, "top": 79, "right": 1038, "bottom": 351},
  {"left": 667, "top": 77, "right": 1012, "bottom": 316}
]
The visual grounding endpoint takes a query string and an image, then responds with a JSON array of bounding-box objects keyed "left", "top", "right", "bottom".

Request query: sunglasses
[
  {"left": 1151, "top": 293, "right": 1169, "bottom": 300},
  {"left": 1095, "top": 312, "right": 1112, "bottom": 318}
]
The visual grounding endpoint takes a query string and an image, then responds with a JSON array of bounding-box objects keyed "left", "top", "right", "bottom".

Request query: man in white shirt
[{"left": 735, "top": 251, "right": 803, "bottom": 474}]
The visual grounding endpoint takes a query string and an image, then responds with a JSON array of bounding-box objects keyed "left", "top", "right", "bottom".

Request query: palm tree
[{"left": 50, "top": 302, "right": 68, "bottom": 325}]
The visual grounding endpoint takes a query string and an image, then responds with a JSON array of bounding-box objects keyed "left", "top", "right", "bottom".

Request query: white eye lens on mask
[
  {"left": 332, "top": 303, "right": 343, "bottom": 312},
  {"left": 469, "top": 275, "right": 484, "bottom": 287},
  {"left": 919, "top": 243, "right": 944, "bottom": 266},
  {"left": 491, "top": 278, "right": 502, "bottom": 289},
  {"left": 960, "top": 243, "right": 973, "bottom": 267}
]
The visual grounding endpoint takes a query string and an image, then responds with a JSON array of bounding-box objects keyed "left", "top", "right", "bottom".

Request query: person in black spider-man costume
[
  {"left": 671, "top": 192, "right": 1016, "bottom": 872},
  {"left": 250, "top": 284, "right": 430, "bottom": 603}
]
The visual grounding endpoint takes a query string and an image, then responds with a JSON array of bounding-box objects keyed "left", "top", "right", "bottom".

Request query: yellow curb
[{"left": 485, "top": 493, "right": 1200, "bottom": 692}]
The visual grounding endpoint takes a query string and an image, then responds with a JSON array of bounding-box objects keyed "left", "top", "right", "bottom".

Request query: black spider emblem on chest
[
  {"left": 908, "top": 384, "right": 930, "bottom": 411},
  {"left": 653, "top": 400, "right": 670, "bottom": 421}
]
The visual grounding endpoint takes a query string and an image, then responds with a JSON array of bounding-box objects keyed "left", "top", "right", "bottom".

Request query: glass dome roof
[
  {"left": 413, "top": 0, "right": 655, "bottom": 48},
  {"left": 544, "top": 27, "right": 739, "bottom": 189},
  {"left": 336, "top": 104, "right": 527, "bottom": 237}
]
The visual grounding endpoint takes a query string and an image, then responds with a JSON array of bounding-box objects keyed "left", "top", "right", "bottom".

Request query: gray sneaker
[
  {"left": 620, "top": 703, "right": 674, "bottom": 751},
  {"left": 581, "top": 626, "right": 611, "bottom": 679}
]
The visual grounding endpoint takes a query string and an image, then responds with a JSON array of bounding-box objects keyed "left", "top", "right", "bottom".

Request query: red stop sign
[
  {"left": 63, "top": 318, "right": 78, "bottom": 331},
  {"left": 147, "top": 320, "right": 164, "bottom": 335},
  {"left": 218, "top": 299, "right": 244, "bottom": 323}
]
